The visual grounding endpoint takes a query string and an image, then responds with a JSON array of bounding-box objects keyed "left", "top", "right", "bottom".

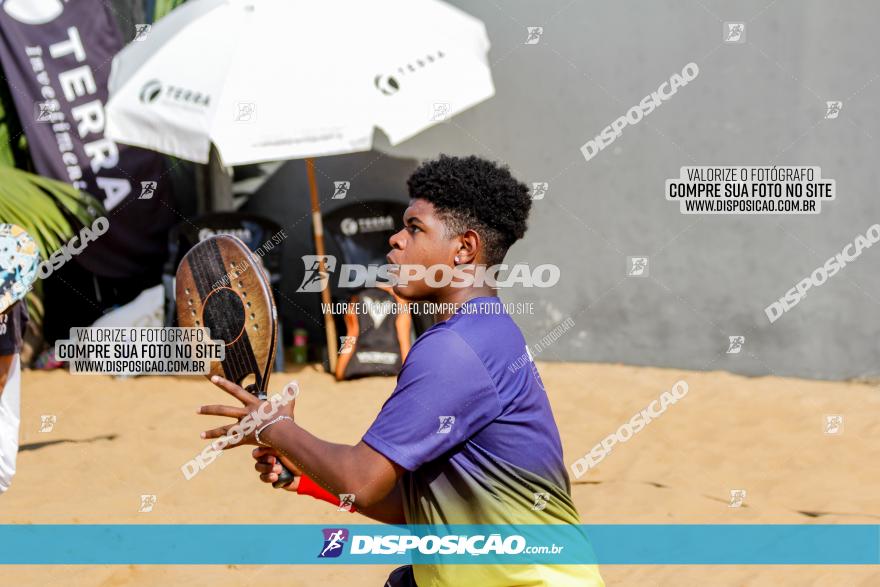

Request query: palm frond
[{"left": 0, "top": 166, "right": 101, "bottom": 255}]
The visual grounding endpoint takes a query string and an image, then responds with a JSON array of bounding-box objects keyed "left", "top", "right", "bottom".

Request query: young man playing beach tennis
[{"left": 197, "top": 155, "right": 604, "bottom": 586}]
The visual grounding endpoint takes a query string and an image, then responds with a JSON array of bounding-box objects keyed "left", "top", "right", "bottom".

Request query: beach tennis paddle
[{"left": 175, "top": 234, "right": 294, "bottom": 488}]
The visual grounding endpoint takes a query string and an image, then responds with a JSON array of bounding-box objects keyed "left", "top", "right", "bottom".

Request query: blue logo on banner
[{"left": 319, "top": 528, "right": 348, "bottom": 558}]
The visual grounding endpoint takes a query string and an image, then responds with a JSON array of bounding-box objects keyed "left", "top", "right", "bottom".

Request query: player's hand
[
  {"left": 253, "top": 447, "right": 301, "bottom": 491},
  {"left": 197, "top": 375, "right": 297, "bottom": 449}
]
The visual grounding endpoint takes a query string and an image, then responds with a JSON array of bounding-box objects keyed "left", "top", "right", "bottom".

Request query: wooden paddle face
[{"left": 175, "top": 235, "right": 277, "bottom": 392}]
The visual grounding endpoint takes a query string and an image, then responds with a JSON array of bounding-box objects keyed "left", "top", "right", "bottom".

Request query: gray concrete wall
[{"left": 375, "top": 0, "right": 880, "bottom": 380}]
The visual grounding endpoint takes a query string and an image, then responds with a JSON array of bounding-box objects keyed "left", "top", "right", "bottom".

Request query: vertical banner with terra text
[{"left": 0, "top": 0, "right": 177, "bottom": 278}]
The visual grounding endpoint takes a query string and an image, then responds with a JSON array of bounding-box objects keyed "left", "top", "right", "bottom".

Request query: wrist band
[
  {"left": 255, "top": 415, "right": 292, "bottom": 446},
  {"left": 297, "top": 475, "right": 357, "bottom": 512}
]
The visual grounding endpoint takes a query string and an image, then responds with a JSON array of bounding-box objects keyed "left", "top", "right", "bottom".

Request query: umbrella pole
[{"left": 306, "top": 157, "right": 339, "bottom": 371}]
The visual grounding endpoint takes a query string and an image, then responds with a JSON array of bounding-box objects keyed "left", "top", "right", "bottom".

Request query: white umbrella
[
  {"left": 105, "top": 0, "right": 495, "bottom": 368},
  {"left": 106, "top": 0, "right": 494, "bottom": 164}
]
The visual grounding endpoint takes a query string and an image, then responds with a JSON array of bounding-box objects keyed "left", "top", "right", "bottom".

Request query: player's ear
[{"left": 455, "top": 229, "right": 481, "bottom": 265}]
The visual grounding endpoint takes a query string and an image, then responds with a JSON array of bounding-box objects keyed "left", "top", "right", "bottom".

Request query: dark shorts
[{"left": 384, "top": 565, "right": 417, "bottom": 587}]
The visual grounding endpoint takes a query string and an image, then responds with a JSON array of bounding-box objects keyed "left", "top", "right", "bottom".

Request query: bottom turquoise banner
[{"left": 0, "top": 525, "right": 876, "bottom": 565}]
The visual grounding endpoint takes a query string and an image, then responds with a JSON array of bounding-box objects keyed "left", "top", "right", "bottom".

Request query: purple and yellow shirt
[{"left": 364, "top": 297, "right": 603, "bottom": 586}]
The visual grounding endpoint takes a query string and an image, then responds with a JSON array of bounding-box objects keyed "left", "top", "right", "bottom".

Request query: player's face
[{"left": 387, "top": 198, "right": 459, "bottom": 301}]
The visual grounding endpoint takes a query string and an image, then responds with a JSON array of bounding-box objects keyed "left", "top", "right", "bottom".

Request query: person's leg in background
[
  {"left": 0, "top": 301, "right": 28, "bottom": 494},
  {"left": 0, "top": 352, "right": 21, "bottom": 494}
]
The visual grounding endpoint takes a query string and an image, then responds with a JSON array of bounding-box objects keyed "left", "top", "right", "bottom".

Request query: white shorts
[{"left": 0, "top": 355, "right": 21, "bottom": 493}]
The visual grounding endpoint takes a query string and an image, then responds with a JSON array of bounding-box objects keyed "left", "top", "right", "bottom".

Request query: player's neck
[{"left": 433, "top": 286, "right": 497, "bottom": 321}]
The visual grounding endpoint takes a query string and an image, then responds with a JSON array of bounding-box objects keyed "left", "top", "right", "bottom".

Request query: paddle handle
[{"left": 272, "top": 468, "right": 295, "bottom": 489}]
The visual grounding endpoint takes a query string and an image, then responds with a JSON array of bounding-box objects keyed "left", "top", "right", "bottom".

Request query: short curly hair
[{"left": 406, "top": 154, "right": 532, "bottom": 265}]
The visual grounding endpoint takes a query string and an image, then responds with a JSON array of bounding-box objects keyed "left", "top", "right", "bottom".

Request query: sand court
[{"left": 0, "top": 363, "right": 876, "bottom": 585}]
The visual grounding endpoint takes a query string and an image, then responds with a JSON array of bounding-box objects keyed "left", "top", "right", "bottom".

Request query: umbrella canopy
[{"left": 105, "top": 0, "right": 494, "bottom": 165}]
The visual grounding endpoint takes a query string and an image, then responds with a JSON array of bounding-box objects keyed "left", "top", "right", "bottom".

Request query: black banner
[{"left": 0, "top": 0, "right": 177, "bottom": 278}]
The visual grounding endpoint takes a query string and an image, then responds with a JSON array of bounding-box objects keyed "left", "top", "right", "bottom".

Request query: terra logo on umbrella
[{"left": 138, "top": 79, "right": 211, "bottom": 108}]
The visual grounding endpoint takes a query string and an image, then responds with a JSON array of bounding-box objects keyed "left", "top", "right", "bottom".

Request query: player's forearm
[
  {"left": 354, "top": 480, "right": 406, "bottom": 525},
  {"left": 274, "top": 450, "right": 405, "bottom": 523},
  {"left": 262, "top": 420, "right": 396, "bottom": 508}
]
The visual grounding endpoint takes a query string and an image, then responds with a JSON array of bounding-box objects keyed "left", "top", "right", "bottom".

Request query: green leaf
[
  {"left": 0, "top": 166, "right": 102, "bottom": 261},
  {"left": 154, "top": 0, "right": 190, "bottom": 21}
]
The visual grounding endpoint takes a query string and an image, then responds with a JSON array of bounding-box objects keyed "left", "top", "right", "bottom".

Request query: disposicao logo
[
  {"left": 318, "top": 528, "right": 349, "bottom": 558},
  {"left": 296, "top": 255, "right": 561, "bottom": 292}
]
